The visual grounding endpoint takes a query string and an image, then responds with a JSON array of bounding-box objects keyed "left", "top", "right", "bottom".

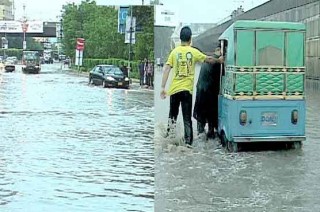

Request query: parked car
[
  {"left": 89, "top": 65, "right": 130, "bottom": 89},
  {"left": 4, "top": 60, "right": 15, "bottom": 72},
  {"left": 6, "top": 56, "right": 17, "bottom": 64}
]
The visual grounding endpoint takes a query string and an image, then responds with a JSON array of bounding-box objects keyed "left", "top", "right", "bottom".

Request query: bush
[{"left": 0, "top": 49, "right": 23, "bottom": 59}]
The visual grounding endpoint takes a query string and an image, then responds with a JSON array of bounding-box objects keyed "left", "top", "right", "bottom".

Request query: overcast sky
[{"left": 14, "top": 0, "right": 269, "bottom": 23}]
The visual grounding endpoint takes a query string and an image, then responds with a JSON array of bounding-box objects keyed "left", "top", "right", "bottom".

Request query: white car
[{"left": 4, "top": 60, "right": 15, "bottom": 72}]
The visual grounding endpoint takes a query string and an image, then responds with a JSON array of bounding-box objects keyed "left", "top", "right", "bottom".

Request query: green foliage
[
  {"left": 0, "top": 48, "right": 23, "bottom": 59},
  {"left": 6, "top": 37, "right": 43, "bottom": 51},
  {"left": 132, "top": 6, "right": 154, "bottom": 60},
  {"left": 61, "top": 1, "right": 154, "bottom": 63}
]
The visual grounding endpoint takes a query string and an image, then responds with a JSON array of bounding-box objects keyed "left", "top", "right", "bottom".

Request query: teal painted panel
[
  {"left": 235, "top": 73, "right": 254, "bottom": 94},
  {"left": 286, "top": 32, "right": 304, "bottom": 67},
  {"left": 287, "top": 74, "right": 304, "bottom": 93},
  {"left": 226, "top": 30, "right": 235, "bottom": 66},
  {"left": 236, "top": 30, "right": 254, "bottom": 66},
  {"left": 220, "top": 98, "right": 305, "bottom": 139},
  {"left": 219, "top": 24, "right": 234, "bottom": 40},
  {"left": 233, "top": 20, "right": 306, "bottom": 31},
  {"left": 219, "top": 21, "right": 305, "bottom": 41},
  {"left": 225, "top": 71, "right": 234, "bottom": 95},
  {"left": 256, "top": 31, "right": 285, "bottom": 66},
  {"left": 256, "top": 73, "right": 284, "bottom": 94},
  {"left": 218, "top": 24, "right": 235, "bottom": 66}
]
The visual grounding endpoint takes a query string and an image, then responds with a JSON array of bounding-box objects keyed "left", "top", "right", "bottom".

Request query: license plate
[
  {"left": 118, "top": 82, "right": 123, "bottom": 86},
  {"left": 261, "top": 112, "right": 278, "bottom": 126}
]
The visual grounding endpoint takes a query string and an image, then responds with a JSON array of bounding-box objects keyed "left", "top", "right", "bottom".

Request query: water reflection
[
  {"left": 155, "top": 64, "right": 320, "bottom": 211},
  {"left": 0, "top": 65, "right": 154, "bottom": 211}
]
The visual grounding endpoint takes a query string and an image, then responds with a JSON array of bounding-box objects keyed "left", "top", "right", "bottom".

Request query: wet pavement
[
  {"left": 154, "top": 64, "right": 320, "bottom": 212},
  {"left": 0, "top": 64, "right": 154, "bottom": 212}
]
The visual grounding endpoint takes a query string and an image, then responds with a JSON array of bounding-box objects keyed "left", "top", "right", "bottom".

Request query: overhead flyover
[
  {"left": 192, "top": 0, "right": 320, "bottom": 53},
  {"left": 0, "top": 21, "right": 58, "bottom": 38}
]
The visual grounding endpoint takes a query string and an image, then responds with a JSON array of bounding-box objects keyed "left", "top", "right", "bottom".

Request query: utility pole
[
  {"left": 2, "top": 9, "right": 6, "bottom": 58},
  {"left": 128, "top": 5, "right": 133, "bottom": 78},
  {"left": 12, "top": 0, "right": 15, "bottom": 20},
  {"left": 22, "top": 4, "right": 27, "bottom": 50}
]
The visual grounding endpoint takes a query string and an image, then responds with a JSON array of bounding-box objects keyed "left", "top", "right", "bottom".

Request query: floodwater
[
  {"left": 0, "top": 64, "right": 154, "bottom": 212},
  {"left": 154, "top": 64, "right": 320, "bottom": 212}
]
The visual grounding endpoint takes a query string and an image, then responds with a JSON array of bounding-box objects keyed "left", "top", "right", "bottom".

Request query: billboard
[
  {"left": 0, "top": 21, "right": 44, "bottom": 33},
  {"left": 154, "top": 5, "right": 177, "bottom": 27},
  {"left": 118, "top": 6, "right": 129, "bottom": 34},
  {"left": 125, "top": 16, "right": 136, "bottom": 44}
]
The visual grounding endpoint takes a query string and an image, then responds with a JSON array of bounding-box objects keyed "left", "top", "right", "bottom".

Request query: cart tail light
[
  {"left": 239, "top": 110, "right": 247, "bottom": 126},
  {"left": 291, "top": 110, "right": 298, "bottom": 125}
]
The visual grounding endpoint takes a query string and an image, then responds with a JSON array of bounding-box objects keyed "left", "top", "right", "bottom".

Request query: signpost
[
  {"left": 118, "top": 6, "right": 129, "bottom": 34},
  {"left": 118, "top": 6, "right": 142, "bottom": 78},
  {"left": 21, "top": 21, "right": 28, "bottom": 50},
  {"left": 125, "top": 16, "right": 136, "bottom": 44},
  {"left": 2, "top": 37, "right": 8, "bottom": 58},
  {"left": 2, "top": 37, "right": 8, "bottom": 49},
  {"left": 75, "top": 38, "right": 85, "bottom": 71}
]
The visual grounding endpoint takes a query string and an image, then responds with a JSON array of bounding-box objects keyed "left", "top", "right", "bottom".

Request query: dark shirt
[
  {"left": 138, "top": 63, "right": 144, "bottom": 74},
  {"left": 121, "top": 66, "right": 128, "bottom": 77}
]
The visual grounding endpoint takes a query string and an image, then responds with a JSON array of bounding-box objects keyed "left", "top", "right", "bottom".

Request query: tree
[
  {"left": 7, "top": 36, "right": 43, "bottom": 50},
  {"left": 132, "top": 6, "right": 154, "bottom": 61},
  {"left": 61, "top": 1, "right": 154, "bottom": 61}
]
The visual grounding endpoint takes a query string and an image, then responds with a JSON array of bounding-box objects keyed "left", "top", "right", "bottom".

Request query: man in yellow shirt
[{"left": 160, "top": 26, "right": 224, "bottom": 146}]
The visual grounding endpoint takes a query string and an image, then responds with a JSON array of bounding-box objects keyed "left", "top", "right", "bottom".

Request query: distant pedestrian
[
  {"left": 120, "top": 63, "right": 128, "bottom": 77},
  {"left": 147, "top": 61, "right": 154, "bottom": 88},
  {"left": 139, "top": 59, "right": 145, "bottom": 86},
  {"left": 143, "top": 59, "right": 149, "bottom": 86}
]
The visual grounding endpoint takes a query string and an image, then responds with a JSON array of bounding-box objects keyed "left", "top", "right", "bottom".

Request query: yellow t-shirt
[{"left": 166, "top": 45, "right": 207, "bottom": 95}]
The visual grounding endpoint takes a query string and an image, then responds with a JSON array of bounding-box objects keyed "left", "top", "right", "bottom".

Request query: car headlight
[
  {"left": 125, "top": 77, "right": 129, "bottom": 81},
  {"left": 106, "top": 76, "right": 115, "bottom": 81}
]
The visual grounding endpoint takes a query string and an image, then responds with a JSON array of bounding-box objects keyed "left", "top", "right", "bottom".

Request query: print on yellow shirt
[{"left": 166, "top": 46, "right": 206, "bottom": 95}]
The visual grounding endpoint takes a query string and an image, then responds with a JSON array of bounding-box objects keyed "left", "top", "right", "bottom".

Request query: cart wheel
[
  {"left": 220, "top": 133, "right": 227, "bottom": 147},
  {"left": 227, "top": 141, "right": 238, "bottom": 153},
  {"left": 232, "top": 142, "right": 239, "bottom": 152},
  {"left": 291, "top": 141, "right": 302, "bottom": 150},
  {"left": 217, "top": 132, "right": 222, "bottom": 144}
]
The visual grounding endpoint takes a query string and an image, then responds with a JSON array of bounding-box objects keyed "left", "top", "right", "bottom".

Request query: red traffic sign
[
  {"left": 21, "top": 22, "right": 29, "bottom": 33},
  {"left": 76, "top": 38, "right": 85, "bottom": 51}
]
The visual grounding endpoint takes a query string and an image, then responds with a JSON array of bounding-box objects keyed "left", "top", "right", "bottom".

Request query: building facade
[
  {"left": 170, "top": 23, "right": 217, "bottom": 48},
  {"left": 0, "top": 0, "right": 14, "bottom": 20},
  {"left": 193, "top": 0, "right": 320, "bottom": 79},
  {"left": 259, "top": 1, "right": 320, "bottom": 80}
]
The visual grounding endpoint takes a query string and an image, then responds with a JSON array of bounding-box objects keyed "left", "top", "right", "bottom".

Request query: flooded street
[
  {"left": 154, "top": 65, "right": 320, "bottom": 212},
  {"left": 0, "top": 64, "right": 154, "bottom": 212}
]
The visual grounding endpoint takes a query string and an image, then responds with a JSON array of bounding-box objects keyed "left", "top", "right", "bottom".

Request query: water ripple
[{"left": 0, "top": 65, "right": 154, "bottom": 211}]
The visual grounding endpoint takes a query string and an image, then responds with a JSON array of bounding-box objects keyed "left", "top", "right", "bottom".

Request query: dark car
[
  {"left": 22, "top": 51, "right": 41, "bottom": 74},
  {"left": 89, "top": 65, "right": 130, "bottom": 89}
]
